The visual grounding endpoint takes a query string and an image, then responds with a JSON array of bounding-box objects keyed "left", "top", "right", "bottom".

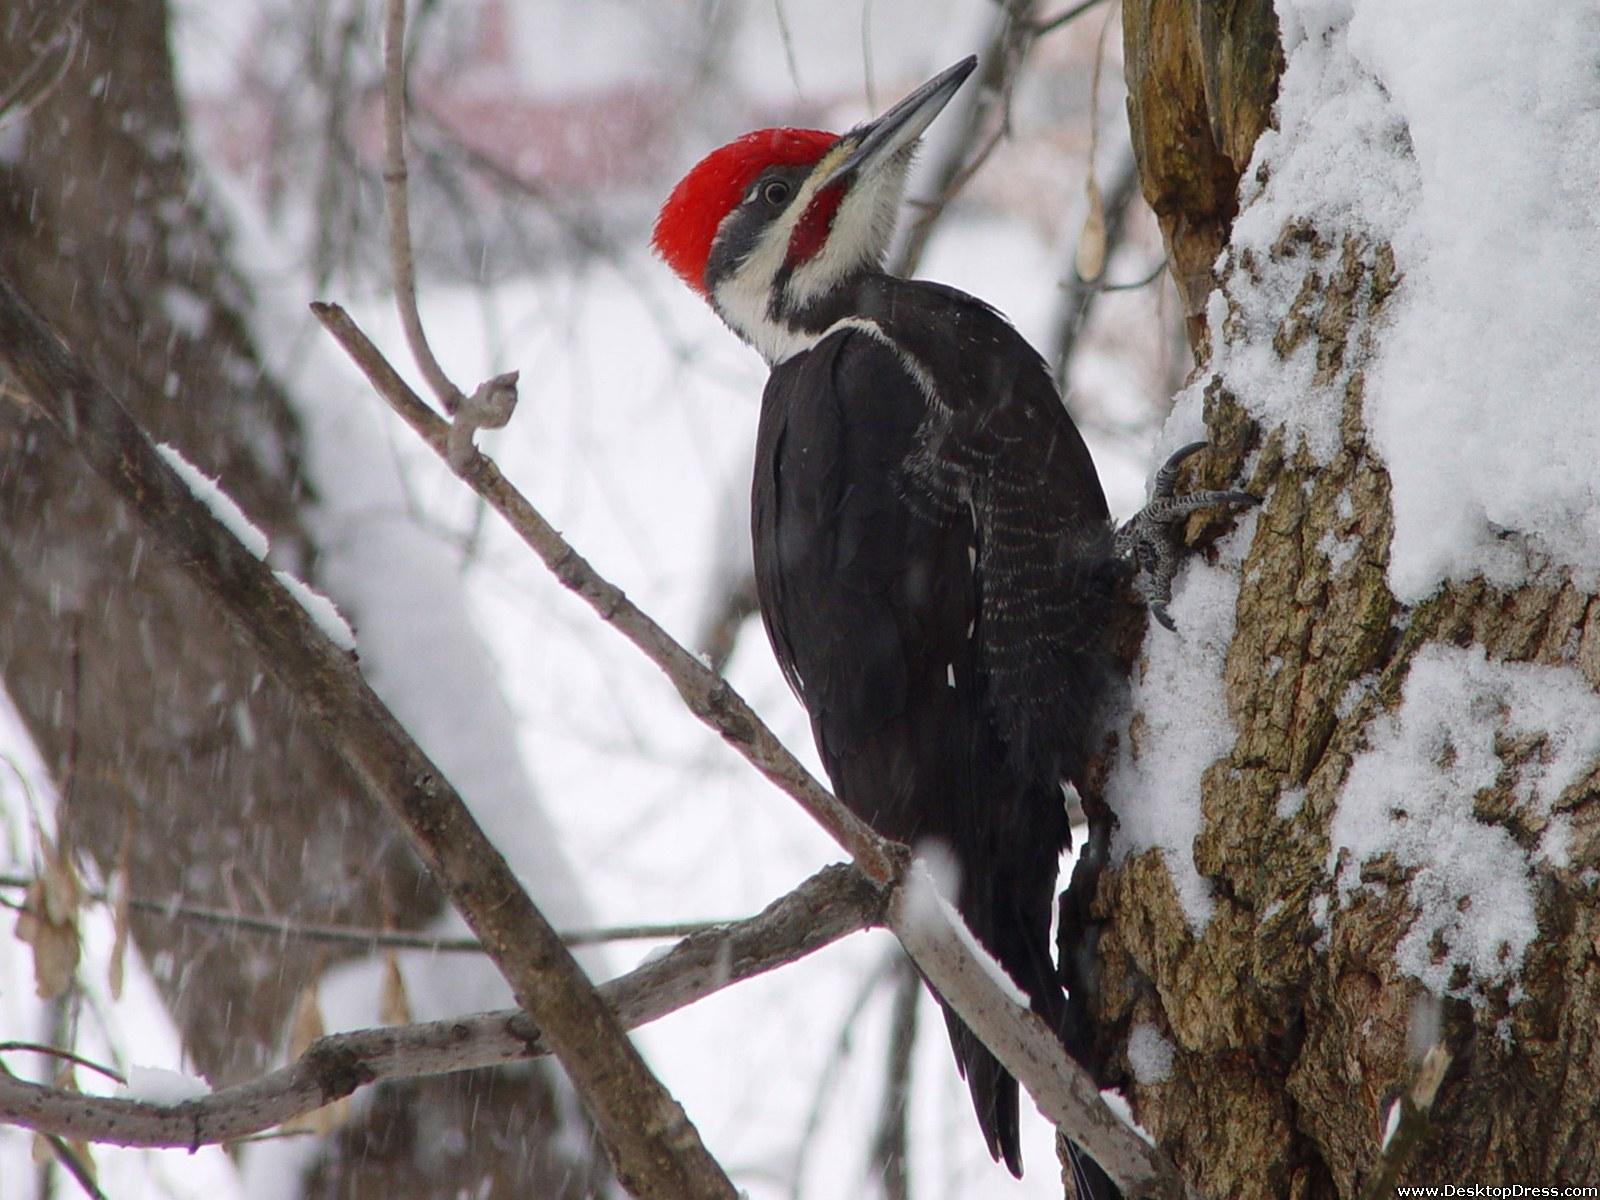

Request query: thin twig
[
  {"left": 860, "top": 0, "right": 878, "bottom": 111},
  {"left": 37, "top": 1130, "right": 107, "bottom": 1200},
  {"left": 0, "top": 864, "right": 883, "bottom": 1150},
  {"left": 380, "top": 0, "right": 517, "bottom": 466},
  {"left": 0, "top": 872, "right": 730, "bottom": 953},
  {"left": 890, "top": 0, "right": 1043, "bottom": 277},
  {"left": 381, "top": 0, "right": 464, "bottom": 415},
  {"left": 1030, "top": 0, "right": 1111, "bottom": 36},
  {"left": 1096, "top": 256, "right": 1169, "bottom": 293},
  {"left": 310, "top": 302, "right": 901, "bottom": 886},
  {"left": 1051, "top": 144, "right": 1144, "bottom": 391},
  {"left": 0, "top": 0, "right": 85, "bottom": 131},
  {"left": 867, "top": 955, "right": 919, "bottom": 1200},
  {"left": 788, "top": 953, "right": 898, "bottom": 1200},
  {"left": 773, "top": 0, "right": 802, "bottom": 97},
  {"left": 0, "top": 1045, "right": 124, "bottom": 1088}
]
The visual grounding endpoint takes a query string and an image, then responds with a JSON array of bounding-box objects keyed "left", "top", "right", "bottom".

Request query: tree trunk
[
  {"left": 1098, "top": 5, "right": 1600, "bottom": 1196},
  {"left": 0, "top": 2, "right": 607, "bottom": 1193}
]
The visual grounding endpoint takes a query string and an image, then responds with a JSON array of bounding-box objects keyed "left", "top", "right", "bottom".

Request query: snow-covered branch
[
  {"left": 0, "top": 270, "right": 736, "bottom": 1200},
  {"left": 0, "top": 863, "right": 881, "bottom": 1150}
]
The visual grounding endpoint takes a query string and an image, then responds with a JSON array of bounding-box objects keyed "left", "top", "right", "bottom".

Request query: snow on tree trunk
[
  {"left": 1099, "top": 2, "right": 1600, "bottom": 1195},
  {"left": 0, "top": 3, "right": 607, "bottom": 1194}
]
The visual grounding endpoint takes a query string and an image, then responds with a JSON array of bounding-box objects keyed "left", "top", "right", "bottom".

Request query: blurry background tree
[{"left": 0, "top": 0, "right": 610, "bottom": 1195}]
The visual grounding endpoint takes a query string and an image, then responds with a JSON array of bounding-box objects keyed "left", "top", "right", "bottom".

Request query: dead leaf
[
  {"left": 287, "top": 983, "right": 325, "bottom": 1061},
  {"left": 108, "top": 881, "right": 129, "bottom": 1003},
  {"left": 14, "top": 875, "right": 80, "bottom": 999},
  {"left": 40, "top": 833, "right": 80, "bottom": 924},
  {"left": 379, "top": 951, "right": 412, "bottom": 1027},
  {"left": 1075, "top": 177, "right": 1107, "bottom": 282},
  {"left": 280, "top": 1095, "right": 351, "bottom": 1137},
  {"left": 279, "top": 982, "right": 351, "bottom": 1135}
]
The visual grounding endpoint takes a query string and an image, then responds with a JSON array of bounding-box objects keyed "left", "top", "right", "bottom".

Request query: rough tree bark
[
  {"left": 0, "top": 2, "right": 608, "bottom": 1194},
  {"left": 1092, "top": 4, "right": 1600, "bottom": 1197}
]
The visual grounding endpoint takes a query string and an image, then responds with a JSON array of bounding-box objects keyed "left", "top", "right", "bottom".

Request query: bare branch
[
  {"left": 0, "top": 864, "right": 882, "bottom": 1150},
  {"left": 0, "top": 1044, "right": 124, "bottom": 1088},
  {"left": 1051, "top": 145, "right": 1145, "bottom": 390},
  {"left": 789, "top": 953, "right": 898, "bottom": 1200},
  {"left": 380, "top": 0, "right": 518, "bottom": 468},
  {"left": 890, "top": 0, "right": 1043, "bottom": 277},
  {"left": 1030, "top": 0, "right": 1112, "bottom": 37},
  {"left": 35, "top": 1131, "right": 106, "bottom": 1200},
  {"left": 867, "top": 956, "right": 919, "bottom": 1200},
  {"left": 887, "top": 871, "right": 1185, "bottom": 1200},
  {"left": 695, "top": 571, "right": 760, "bottom": 674},
  {"left": 310, "top": 301, "right": 902, "bottom": 886},
  {"left": 0, "top": 271, "right": 735, "bottom": 1200}
]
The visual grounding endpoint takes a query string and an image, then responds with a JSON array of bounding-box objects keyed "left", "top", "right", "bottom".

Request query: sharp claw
[
  {"left": 1118, "top": 441, "right": 1254, "bottom": 634},
  {"left": 1152, "top": 441, "right": 1209, "bottom": 499}
]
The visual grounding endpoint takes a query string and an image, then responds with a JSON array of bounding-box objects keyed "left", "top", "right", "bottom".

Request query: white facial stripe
[
  {"left": 709, "top": 142, "right": 913, "bottom": 365},
  {"left": 709, "top": 143, "right": 854, "bottom": 361}
]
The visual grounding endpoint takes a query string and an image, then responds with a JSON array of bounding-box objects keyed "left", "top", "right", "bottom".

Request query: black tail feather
[{"left": 931, "top": 823, "right": 1121, "bottom": 1197}]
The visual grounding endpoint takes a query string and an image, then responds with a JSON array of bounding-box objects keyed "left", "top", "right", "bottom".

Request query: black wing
[
  {"left": 752, "top": 325, "right": 980, "bottom": 842},
  {"left": 750, "top": 286, "right": 1118, "bottom": 1176},
  {"left": 859, "top": 276, "right": 1119, "bottom": 789}
]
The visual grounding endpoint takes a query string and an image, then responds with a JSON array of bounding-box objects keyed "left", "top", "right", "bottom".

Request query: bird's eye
[{"left": 761, "top": 179, "right": 792, "bottom": 207}]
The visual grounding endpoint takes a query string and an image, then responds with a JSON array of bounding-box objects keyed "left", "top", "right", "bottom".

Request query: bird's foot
[{"left": 1113, "top": 441, "right": 1257, "bottom": 631}]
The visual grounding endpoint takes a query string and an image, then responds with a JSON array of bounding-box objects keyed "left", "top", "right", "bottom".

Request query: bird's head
[{"left": 653, "top": 56, "right": 977, "bottom": 364}]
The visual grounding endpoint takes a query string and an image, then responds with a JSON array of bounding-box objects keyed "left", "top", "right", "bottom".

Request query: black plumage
[{"left": 751, "top": 273, "right": 1123, "bottom": 1175}]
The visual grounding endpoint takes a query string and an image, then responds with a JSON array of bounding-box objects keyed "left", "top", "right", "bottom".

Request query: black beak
[{"left": 818, "top": 56, "right": 978, "bottom": 189}]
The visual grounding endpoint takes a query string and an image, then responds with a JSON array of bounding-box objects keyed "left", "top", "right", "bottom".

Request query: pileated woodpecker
[{"left": 654, "top": 57, "right": 1247, "bottom": 1187}]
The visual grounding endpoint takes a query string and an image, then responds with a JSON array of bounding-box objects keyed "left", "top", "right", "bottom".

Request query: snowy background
[
  {"left": 1, "top": 1, "right": 1177, "bottom": 1197},
  {"left": 7, "top": 0, "right": 1600, "bottom": 1194}
]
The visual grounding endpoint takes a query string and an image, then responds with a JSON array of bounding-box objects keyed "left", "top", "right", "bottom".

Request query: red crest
[{"left": 652, "top": 128, "right": 835, "bottom": 296}]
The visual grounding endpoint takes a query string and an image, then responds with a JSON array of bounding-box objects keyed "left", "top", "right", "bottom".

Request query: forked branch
[
  {"left": 310, "top": 301, "right": 902, "bottom": 886},
  {"left": 381, "top": 0, "right": 516, "bottom": 465}
]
